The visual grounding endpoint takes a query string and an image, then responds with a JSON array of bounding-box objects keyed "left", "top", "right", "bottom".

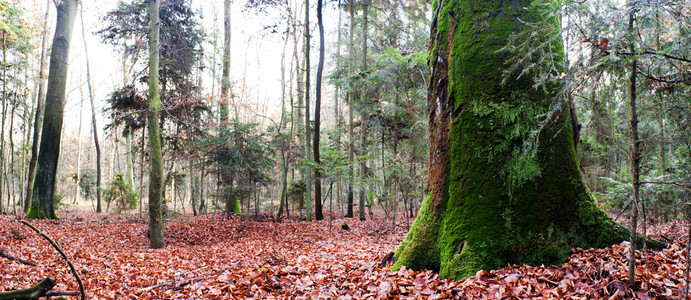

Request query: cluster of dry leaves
[{"left": 0, "top": 211, "right": 689, "bottom": 299}]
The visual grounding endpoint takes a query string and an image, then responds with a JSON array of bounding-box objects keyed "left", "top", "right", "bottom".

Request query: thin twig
[{"left": 20, "top": 220, "right": 87, "bottom": 300}]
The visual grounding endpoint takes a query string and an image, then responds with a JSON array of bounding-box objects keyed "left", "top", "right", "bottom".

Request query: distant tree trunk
[
  {"left": 8, "top": 90, "right": 17, "bottom": 210},
  {"left": 358, "top": 0, "right": 369, "bottom": 222},
  {"left": 79, "top": 4, "right": 102, "bottom": 212},
  {"left": 26, "top": 0, "right": 79, "bottom": 219},
  {"left": 138, "top": 124, "right": 146, "bottom": 215},
  {"left": 303, "top": 0, "right": 312, "bottom": 221},
  {"left": 126, "top": 131, "right": 134, "bottom": 191},
  {"left": 313, "top": 0, "right": 325, "bottom": 221},
  {"left": 393, "top": 0, "right": 632, "bottom": 280},
  {"left": 2, "top": 32, "right": 8, "bottom": 213},
  {"left": 190, "top": 160, "right": 198, "bottom": 216},
  {"left": 346, "top": 0, "right": 355, "bottom": 218},
  {"left": 147, "top": 0, "right": 165, "bottom": 249},
  {"left": 334, "top": 0, "right": 342, "bottom": 215},
  {"left": 199, "top": 162, "right": 206, "bottom": 214},
  {"left": 75, "top": 74, "right": 84, "bottom": 204},
  {"left": 277, "top": 18, "right": 291, "bottom": 219}
]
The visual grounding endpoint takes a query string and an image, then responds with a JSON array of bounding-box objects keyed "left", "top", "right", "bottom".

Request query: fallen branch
[
  {"left": 20, "top": 220, "right": 86, "bottom": 300},
  {"left": 0, "top": 247, "right": 36, "bottom": 266},
  {"left": 0, "top": 277, "right": 54, "bottom": 300}
]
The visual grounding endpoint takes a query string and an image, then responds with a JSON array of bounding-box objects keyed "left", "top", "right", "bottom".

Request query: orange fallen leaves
[{"left": 0, "top": 213, "right": 689, "bottom": 299}]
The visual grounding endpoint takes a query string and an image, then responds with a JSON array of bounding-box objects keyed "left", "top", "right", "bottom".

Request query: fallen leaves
[{"left": 1, "top": 213, "right": 690, "bottom": 299}]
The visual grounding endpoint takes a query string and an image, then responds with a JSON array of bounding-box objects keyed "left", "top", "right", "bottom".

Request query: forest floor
[{"left": 0, "top": 210, "right": 689, "bottom": 299}]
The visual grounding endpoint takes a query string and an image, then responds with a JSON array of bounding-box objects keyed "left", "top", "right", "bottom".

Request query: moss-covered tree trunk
[
  {"left": 393, "top": 0, "right": 630, "bottom": 280},
  {"left": 26, "top": 0, "right": 79, "bottom": 219},
  {"left": 147, "top": 0, "right": 165, "bottom": 249}
]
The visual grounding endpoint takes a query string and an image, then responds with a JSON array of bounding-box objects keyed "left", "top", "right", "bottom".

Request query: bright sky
[{"left": 24, "top": 0, "right": 340, "bottom": 136}]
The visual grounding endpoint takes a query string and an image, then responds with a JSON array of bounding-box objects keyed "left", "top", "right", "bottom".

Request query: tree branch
[
  {"left": 0, "top": 248, "right": 36, "bottom": 266},
  {"left": 20, "top": 220, "right": 87, "bottom": 300}
]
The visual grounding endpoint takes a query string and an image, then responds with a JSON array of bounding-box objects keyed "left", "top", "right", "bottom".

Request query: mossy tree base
[{"left": 393, "top": 0, "right": 634, "bottom": 280}]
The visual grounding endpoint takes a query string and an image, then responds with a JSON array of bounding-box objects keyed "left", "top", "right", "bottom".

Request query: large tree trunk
[
  {"left": 313, "top": 0, "right": 325, "bottom": 221},
  {"left": 147, "top": 0, "right": 165, "bottom": 249},
  {"left": 26, "top": 0, "right": 79, "bottom": 219},
  {"left": 393, "top": 0, "right": 630, "bottom": 280}
]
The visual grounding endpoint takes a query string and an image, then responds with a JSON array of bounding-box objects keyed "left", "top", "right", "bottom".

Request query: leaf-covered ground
[{"left": 1, "top": 211, "right": 689, "bottom": 299}]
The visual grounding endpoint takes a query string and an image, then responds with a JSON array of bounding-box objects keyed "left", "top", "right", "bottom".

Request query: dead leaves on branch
[{"left": 1, "top": 213, "right": 689, "bottom": 299}]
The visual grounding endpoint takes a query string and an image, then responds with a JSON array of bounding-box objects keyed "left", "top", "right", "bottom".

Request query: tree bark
[
  {"left": 313, "top": 0, "right": 325, "bottom": 221},
  {"left": 393, "top": 0, "right": 632, "bottom": 280},
  {"left": 147, "top": 0, "right": 165, "bottom": 249},
  {"left": 26, "top": 0, "right": 79, "bottom": 219}
]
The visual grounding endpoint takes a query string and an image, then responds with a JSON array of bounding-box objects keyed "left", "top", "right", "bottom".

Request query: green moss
[
  {"left": 393, "top": 0, "right": 636, "bottom": 281},
  {"left": 229, "top": 195, "right": 242, "bottom": 215},
  {"left": 392, "top": 193, "right": 442, "bottom": 272}
]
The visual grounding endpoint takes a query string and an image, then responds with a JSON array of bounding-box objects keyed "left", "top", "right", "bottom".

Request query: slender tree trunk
[
  {"left": 346, "top": 0, "right": 355, "bottom": 218},
  {"left": 26, "top": 0, "right": 79, "bottom": 219},
  {"left": 2, "top": 33, "right": 7, "bottom": 213},
  {"left": 220, "top": 0, "right": 240, "bottom": 217},
  {"left": 75, "top": 74, "right": 84, "bottom": 204},
  {"left": 358, "top": 0, "right": 369, "bottom": 222},
  {"left": 8, "top": 91, "right": 17, "bottom": 210},
  {"left": 200, "top": 162, "right": 206, "bottom": 214},
  {"left": 191, "top": 160, "right": 198, "bottom": 216},
  {"left": 277, "top": 16, "right": 291, "bottom": 219},
  {"left": 334, "top": 0, "right": 342, "bottom": 215},
  {"left": 126, "top": 131, "right": 134, "bottom": 191},
  {"left": 26, "top": 0, "right": 51, "bottom": 213},
  {"left": 147, "top": 0, "right": 165, "bottom": 249},
  {"left": 138, "top": 127, "right": 146, "bottom": 215},
  {"left": 79, "top": 4, "right": 102, "bottom": 212},
  {"left": 313, "top": 0, "right": 324, "bottom": 221},
  {"left": 627, "top": 7, "right": 640, "bottom": 289},
  {"left": 303, "top": 0, "right": 312, "bottom": 221}
]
